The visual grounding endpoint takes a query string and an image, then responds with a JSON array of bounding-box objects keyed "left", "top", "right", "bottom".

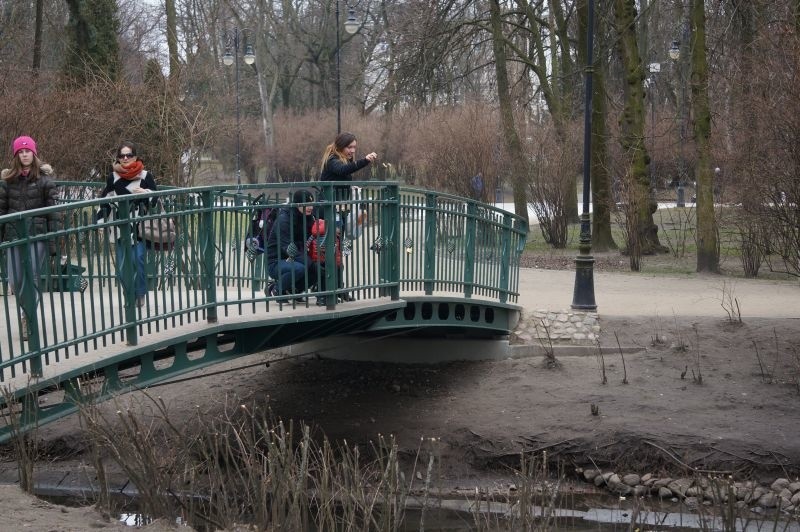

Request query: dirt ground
[{"left": 2, "top": 264, "right": 800, "bottom": 530}]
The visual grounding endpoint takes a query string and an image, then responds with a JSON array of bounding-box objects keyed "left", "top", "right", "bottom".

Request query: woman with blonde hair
[
  {"left": 319, "top": 132, "right": 377, "bottom": 190},
  {"left": 0, "top": 136, "right": 59, "bottom": 340}
]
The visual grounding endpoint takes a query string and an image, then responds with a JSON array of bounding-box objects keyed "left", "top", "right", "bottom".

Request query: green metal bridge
[{"left": 0, "top": 181, "right": 527, "bottom": 442}]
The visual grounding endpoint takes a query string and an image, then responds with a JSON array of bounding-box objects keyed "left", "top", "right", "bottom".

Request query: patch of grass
[{"left": 523, "top": 205, "right": 796, "bottom": 280}]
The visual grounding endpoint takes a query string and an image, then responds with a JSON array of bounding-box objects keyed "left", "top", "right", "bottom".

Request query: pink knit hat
[{"left": 12, "top": 136, "right": 37, "bottom": 157}]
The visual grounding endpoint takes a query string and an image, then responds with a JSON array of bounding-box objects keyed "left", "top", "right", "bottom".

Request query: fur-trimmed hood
[{"left": 1, "top": 163, "right": 54, "bottom": 180}]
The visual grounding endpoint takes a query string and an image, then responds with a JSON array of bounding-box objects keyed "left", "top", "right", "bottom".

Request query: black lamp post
[
  {"left": 336, "top": 3, "right": 359, "bottom": 134},
  {"left": 647, "top": 62, "right": 660, "bottom": 193},
  {"left": 223, "top": 28, "right": 255, "bottom": 196},
  {"left": 571, "top": 0, "right": 596, "bottom": 311},
  {"left": 669, "top": 39, "right": 686, "bottom": 208}
]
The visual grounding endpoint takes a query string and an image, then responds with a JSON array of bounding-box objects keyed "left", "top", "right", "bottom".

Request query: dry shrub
[
  {"left": 0, "top": 70, "right": 218, "bottom": 187},
  {"left": 402, "top": 102, "right": 504, "bottom": 198},
  {"left": 526, "top": 121, "right": 581, "bottom": 248},
  {"left": 78, "top": 394, "right": 411, "bottom": 530},
  {"left": 729, "top": 26, "right": 800, "bottom": 277},
  {"left": 614, "top": 172, "right": 649, "bottom": 271}
]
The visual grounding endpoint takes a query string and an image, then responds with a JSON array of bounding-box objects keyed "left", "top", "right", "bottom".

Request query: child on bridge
[{"left": 306, "top": 219, "right": 343, "bottom": 306}]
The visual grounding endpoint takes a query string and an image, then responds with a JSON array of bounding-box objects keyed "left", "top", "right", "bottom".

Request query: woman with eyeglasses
[
  {"left": 0, "top": 136, "right": 59, "bottom": 341},
  {"left": 96, "top": 141, "right": 157, "bottom": 308}
]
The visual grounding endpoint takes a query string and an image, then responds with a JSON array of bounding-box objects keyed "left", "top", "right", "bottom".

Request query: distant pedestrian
[
  {"left": 470, "top": 173, "right": 484, "bottom": 200},
  {"left": 0, "top": 136, "right": 59, "bottom": 340}
]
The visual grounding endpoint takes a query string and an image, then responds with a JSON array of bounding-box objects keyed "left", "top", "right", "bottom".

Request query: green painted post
[
  {"left": 499, "top": 213, "right": 511, "bottom": 304},
  {"left": 385, "top": 184, "right": 401, "bottom": 300},
  {"left": 321, "top": 184, "right": 337, "bottom": 309},
  {"left": 464, "top": 202, "right": 477, "bottom": 298},
  {"left": 116, "top": 199, "right": 138, "bottom": 345},
  {"left": 13, "top": 220, "right": 42, "bottom": 376},
  {"left": 423, "top": 193, "right": 437, "bottom": 295},
  {"left": 200, "top": 191, "right": 218, "bottom": 323}
]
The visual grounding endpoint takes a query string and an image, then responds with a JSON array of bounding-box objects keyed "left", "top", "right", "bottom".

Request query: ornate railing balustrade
[{"left": 0, "top": 181, "right": 527, "bottom": 382}]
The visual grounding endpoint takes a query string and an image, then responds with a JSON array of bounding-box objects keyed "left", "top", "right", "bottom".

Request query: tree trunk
[
  {"left": 32, "top": 0, "right": 43, "bottom": 72},
  {"left": 165, "top": 0, "right": 180, "bottom": 80},
  {"left": 612, "top": 0, "right": 663, "bottom": 255},
  {"left": 578, "top": 0, "right": 616, "bottom": 251},
  {"left": 691, "top": 0, "right": 719, "bottom": 272},
  {"left": 489, "top": 0, "right": 529, "bottom": 223}
]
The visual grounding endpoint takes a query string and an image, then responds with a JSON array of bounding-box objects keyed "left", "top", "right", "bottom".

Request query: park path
[{"left": 516, "top": 268, "right": 799, "bottom": 319}]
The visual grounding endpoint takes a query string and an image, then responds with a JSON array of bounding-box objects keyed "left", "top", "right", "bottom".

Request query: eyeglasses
[{"left": 119, "top": 153, "right": 135, "bottom": 160}]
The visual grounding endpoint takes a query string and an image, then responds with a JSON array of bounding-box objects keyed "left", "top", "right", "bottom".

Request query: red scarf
[{"left": 117, "top": 160, "right": 144, "bottom": 180}]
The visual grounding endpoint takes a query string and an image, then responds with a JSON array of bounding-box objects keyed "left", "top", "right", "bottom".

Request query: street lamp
[
  {"left": 223, "top": 28, "right": 255, "bottom": 196},
  {"left": 571, "top": 0, "right": 596, "bottom": 311},
  {"left": 336, "top": 3, "right": 359, "bottom": 133},
  {"left": 669, "top": 39, "right": 686, "bottom": 207},
  {"left": 647, "top": 62, "right": 660, "bottom": 193}
]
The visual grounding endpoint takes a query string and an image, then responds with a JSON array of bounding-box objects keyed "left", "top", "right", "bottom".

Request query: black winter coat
[
  {"left": 95, "top": 170, "right": 158, "bottom": 242},
  {"left": 266, "top": 207, "right": 315, "bottom": 264},
  {"left": 0, "top": 165, "right": 59, "bottom": 242}
]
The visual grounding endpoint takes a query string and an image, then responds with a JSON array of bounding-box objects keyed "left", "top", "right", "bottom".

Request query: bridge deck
[{"left": 0, "top": 287, "right": 508, "bottom": 393}]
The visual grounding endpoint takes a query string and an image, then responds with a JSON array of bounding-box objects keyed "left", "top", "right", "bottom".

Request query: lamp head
[
  {"left": 223, "top": 49, "right": 234, "bottom": 66},
  {"left": 244, "top": 44, "right": 256, "bottom": 65},
  {"left": 668, "top": 40, "right": 680, "bottom": 61},
  {"left": 344, "top": 8, "right": 359, "bottom": 34}
]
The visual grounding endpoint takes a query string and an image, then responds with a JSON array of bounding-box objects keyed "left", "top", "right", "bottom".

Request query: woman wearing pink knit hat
[{"left": 0, "top": 136, "right": 59, "bottom": 341}]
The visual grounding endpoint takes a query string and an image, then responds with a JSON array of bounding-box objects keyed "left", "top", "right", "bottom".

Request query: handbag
[
  {"left": 138, "top": 206, "right": 177, "bottom": 251},
  {"left": 344, "top": 186, "right": 367, "bottom": 240}
]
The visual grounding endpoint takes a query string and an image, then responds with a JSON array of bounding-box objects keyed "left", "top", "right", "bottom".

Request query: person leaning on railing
[
  {"left": 318, "top": 132, "right": 376, "bottom": 302},
  {"left": 0, "top": 136, "right": 59, "bottom": 341},
  {"left": 94, "top": 141, "right": 157, "bottom": 309},
  {"left": 265, "top": 189, "right": 316, "bottom": 301}
]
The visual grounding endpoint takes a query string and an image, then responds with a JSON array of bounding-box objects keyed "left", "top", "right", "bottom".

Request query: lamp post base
[
  {"left": 572, "top": 255, "right": 597, "bottom": 310},
  {"left": 571, "top": 213, "right": 597, "bottom": 311},
  {"left": 677, "top": 184, "right": 685, "bottom": 207}
]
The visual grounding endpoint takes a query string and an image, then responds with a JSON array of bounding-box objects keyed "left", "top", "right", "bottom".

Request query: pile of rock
[
  {"left": 513, "top": 309, "right": 600, "bottom": 344},
  {"left": 579, "top": 468, "right": 800, "bottom": 513}
]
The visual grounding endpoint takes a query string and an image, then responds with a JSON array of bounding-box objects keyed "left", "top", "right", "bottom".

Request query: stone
[
  {"left": 735, "top": 501, "right": 747, "bottom": 510},
  {"left": 771, "top": 478, "right": 790, "bottom": 492},
  {"left": 684, "top": 497, "right": 700, "bottom": 510},
  {"left": 668, "top": 478, "right": 693, "bottom": 497},
  {"left": 685, "top": 486, "right": 702, "bottom": 498},
  {"left": 574, "top": 333, "right": 586, "bottom": 341},
  {"left": 641, "top": 473, "right": 653, "bottom": 483},
  {"left": 615, "top": 484, "right": 632, "bottom": 496},
  {"left": 791, "top": 491, "right": 800, "bottom": 505},
  {"left": 789, "top": 482, "right": 800, "bottom": 494},
  {"left": 658, "top": 487, "right": 672, "bottom": 498},
  {"left": 594, "top": 474, "right": 606, "bottom": 487},
  {"left": 583, "top": 469, "right": 601, "bottom": 482},
  {"left": 622, "top": 474, "right": 640, "bottom": 487},
  {"left": 779, "top": 488, "right": 793, "bottom": 501},
  {"left": 751, "top": 486, "right": 768, "bottom": 502},
  {"left": 780, "top": 497, "right": 792, "bottom": 510},
  {"left": 757, "top": 492, "right": 778, "bottom": 508},
  {"left": 607, "top": 473, "right": 621, "bottom": 487},
  {"left": 633, "top": 485, "right": 648, "bottom": 497},
  {"left": 653, "top": 478, "right": 672, "bottom": 489}
]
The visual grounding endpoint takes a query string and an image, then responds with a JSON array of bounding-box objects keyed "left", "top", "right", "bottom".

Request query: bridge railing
[{"left": 0, "top": 181, "right": 526, "bottom": 381}]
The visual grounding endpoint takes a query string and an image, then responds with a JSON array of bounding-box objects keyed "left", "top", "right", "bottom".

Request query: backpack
[{"left": 244, "top": 194, "right": 279, "bottom": 262}]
